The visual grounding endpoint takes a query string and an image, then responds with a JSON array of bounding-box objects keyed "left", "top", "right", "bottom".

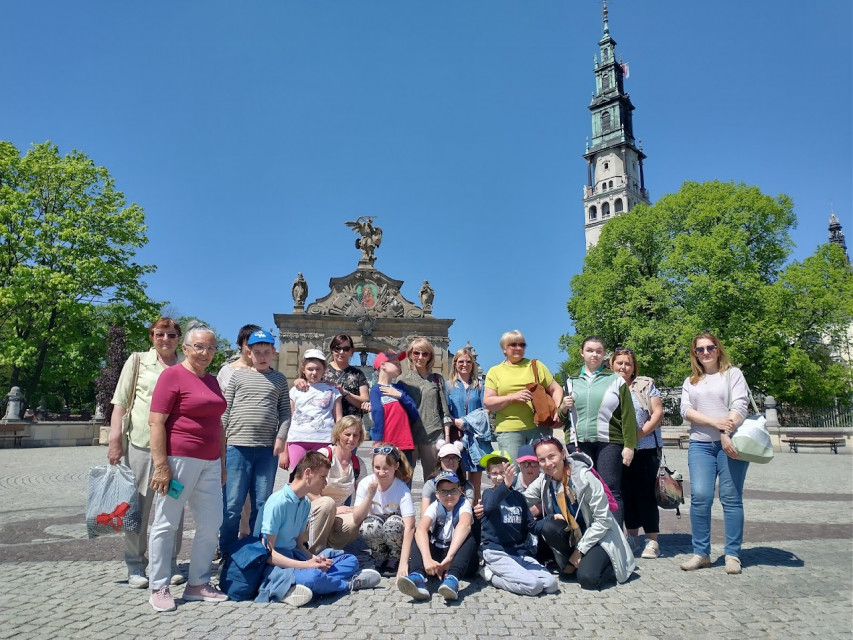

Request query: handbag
[
  {"left": 86, "top": 463, "right": 141, "bottom": 538},
  {"left": 727, "top": 371, "right": 774, "bottom": 464},
  {"left": 219, "top": 535, "right": 272, "bottom": 601},
  {"left": 527, "top": 359, "right": 559, "bottom": 428},
  {"left": 119, "top": 352, "right": 141, "bottom": 453},
  {"left": 654, "top": 452, "right": 684, "bottom": 517}
]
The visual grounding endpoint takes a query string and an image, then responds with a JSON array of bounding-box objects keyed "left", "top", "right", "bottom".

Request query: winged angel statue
[{"left": 345, "top": 216, "right": 383, "bottom": 266}]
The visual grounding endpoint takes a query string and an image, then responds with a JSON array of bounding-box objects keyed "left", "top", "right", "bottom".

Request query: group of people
[{"left": 108, "top": 318, "right": 753, "bottom": 611}]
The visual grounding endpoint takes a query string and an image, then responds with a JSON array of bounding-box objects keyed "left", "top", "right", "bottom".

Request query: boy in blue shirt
[{"left": 256, "top": 451, "right": 380, "bottom": 606}]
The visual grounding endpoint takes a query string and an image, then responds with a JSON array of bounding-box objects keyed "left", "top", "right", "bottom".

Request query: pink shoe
[
  {"left": 182, "top": 582, "right": 229, "bottom": 602},
  {"left": 149, "top": 587, "right": 176, "bottom": 612}
]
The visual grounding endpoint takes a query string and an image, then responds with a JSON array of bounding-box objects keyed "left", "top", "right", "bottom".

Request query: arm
[
  {"left": 344, "top": 382, "right": 370, "bottom": 409},
  {"left": 148, "top": 411, "right": 171, "bottom": 495},
  {"left": 397, "top": 515, "right": 416, "bottom": 579},
  {"left": 369, "top": 386, "right": 385, "bottom": 441},
  {"left": 547, "top": 378, "right": 564, "bottom": 422},
  {"left": 333, "top": 395, "right": 343, "bottom": 422},
  {"left": 277, "top": 375, "right": 291, "bottom": 437},
  {"left": 482, "top": 386, "right": 532, "bottom": 412},
  {"left": 221, "top": 374, "right": 236, "bottom": 434},
  {"left": 617, "top": 380, "right": 638, "bottom": 465},
  {"left": 640, "top": 396, "right": 664, "bottom": 438},
  {"left": 107, "top": 405, "right": 127, "bottom": 465},
  {"left": 351, "top": 477, "right": 377, "bottom": 526},
  {"left": 265, "top": 533, "right": 332, "bottom": 571},
  {"left": 413, "top": 514, "right": 439, "bottom": 576},
  {"left": 437, "top": 511, "right": 473, "bottom": 577}
]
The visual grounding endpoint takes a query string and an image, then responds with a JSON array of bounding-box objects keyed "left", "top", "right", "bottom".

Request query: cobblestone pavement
[{"left": 0, "top": 445, "right": 850, "bottom": 639}]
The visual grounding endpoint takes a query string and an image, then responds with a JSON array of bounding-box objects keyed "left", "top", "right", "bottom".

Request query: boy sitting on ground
[
  {"left": 397, "top": 471, "right": 478, "bottom": 602},
  {"left": 256, "top": 451, "right": 380, "bottom": 606},
  {"left": 479, "top": 452, "right": 558, "bottom": 597}
]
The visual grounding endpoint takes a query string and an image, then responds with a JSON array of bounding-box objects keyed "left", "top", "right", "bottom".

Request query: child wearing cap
[
  {"left": 420, "top": 440, "right": 476, "bottom": 512},
  {"left": 276, "top": 349, "right": 343, "bottom": 471},
  {"left": 479, "top": 451, "right": 558, "bottom": 596},
  {"left": 514, "top": 444, "right": 542, "bottom": 492},
  {"left": 220, "top": 329, "right": 290, "bottom": 552},
  {"left": 369, "top": 350, "right": 419, "bottom": 467},
  {"left": 397, "top": 470, "right": 477, "bottom": 602}
]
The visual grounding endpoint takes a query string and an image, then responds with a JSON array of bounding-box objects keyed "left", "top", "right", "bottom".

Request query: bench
[
  {"left": 661, "top": 431, "right": 690, "bottom": 449},
  {"left": 0, "top": 423, "right": 30, "bottom": 448},
  {"left": 781, "top": 430, "right": 845, "bottom": 454}
]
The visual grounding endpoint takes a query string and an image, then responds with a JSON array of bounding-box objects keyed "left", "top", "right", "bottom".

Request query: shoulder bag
[
  {"left": 727, "top": 371, "right": 774, "bottom": 464},
  {"left": 527, "top": 359, "right": 559, "bottom": 428}
]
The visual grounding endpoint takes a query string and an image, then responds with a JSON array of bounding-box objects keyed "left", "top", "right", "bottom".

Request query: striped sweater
[{"left": 222, "top": 368, "right": 290, "bottom": 447}]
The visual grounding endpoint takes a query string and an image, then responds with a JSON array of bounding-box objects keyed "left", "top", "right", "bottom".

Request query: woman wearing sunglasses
[
  {"left": 323, "top": 333, "right": 370, "bottom": 418},
  {"left": 679, "top": 333, "right": 749, "bottom": 575},
  {"left": 483, "top": 330, "right": 563, "bottom": 465},
  {"left": 524, "top": 436, "right": 635, "bottom": 589},
  {"left": 107, "top": 316, "right": 185, "bottom": 591}
]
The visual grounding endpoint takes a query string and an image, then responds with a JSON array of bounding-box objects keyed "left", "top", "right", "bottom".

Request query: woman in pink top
[{"left": 146, "top": 322, "right": 229, "bottom": 612}]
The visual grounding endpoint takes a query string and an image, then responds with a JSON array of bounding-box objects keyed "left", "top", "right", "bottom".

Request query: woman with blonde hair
[
  {"left": 398, "top": 337, "right": 454, "bottom": 483},
  {"left": 483, "top": 330, "right": 563, "bottom": 465},
  {"left": 679, "top": 333, "right": 749, "bottom": 575}
]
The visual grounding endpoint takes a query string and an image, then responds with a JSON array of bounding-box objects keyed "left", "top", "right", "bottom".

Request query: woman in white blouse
[{"left": 679, "top": 333, "right": 749, "bottom": 575}]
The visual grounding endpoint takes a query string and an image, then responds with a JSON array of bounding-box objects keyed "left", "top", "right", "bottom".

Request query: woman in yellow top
[{"left": 483, "top": 330, "right": 563, "bottom": 465}]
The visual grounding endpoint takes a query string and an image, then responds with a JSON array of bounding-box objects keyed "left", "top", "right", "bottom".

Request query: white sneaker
[
  {"left": 128, "top": 571, "right": 149, "bottom": 589},
  {"left": 641, "top": 539, "right": 660, "bottom": 559},
  {"left": 283, "top": 584, "right": 313, "bottom": 607},
  {"left": 478, "top": 565, "right": 493, "bottom": 583},
  {"left": 349, "top": 569, "right": 381, "bottom": 591},
  {"left": 170, "top": 572, "right": 186, "bottom": 586}
]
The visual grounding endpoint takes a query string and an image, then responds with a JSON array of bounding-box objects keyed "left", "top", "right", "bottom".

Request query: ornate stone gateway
[{"left": 274, "top": 219, "right": 454, "bottom": 382}]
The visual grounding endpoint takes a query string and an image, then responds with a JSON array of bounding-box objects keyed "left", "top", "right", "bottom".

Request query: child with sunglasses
[
  {"left": 398, "top": 470, "right": 477, "bottom": 602},
  {"left": 368, "top": 350, "right": 419, "bottom": 467},
  {"left": 355, "top": 443, "right": 416, "bottom": 577}
]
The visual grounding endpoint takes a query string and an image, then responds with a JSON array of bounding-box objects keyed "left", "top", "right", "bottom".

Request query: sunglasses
[
  {"left": 373, "top": 445, "right": 397, "bottom": 456},
  {"left": 154, "top": 331, "right": 178, "bottom": 339},
  {"left": 519, "top": 461, "right": 540, "bottom": 467},
  {"left": 613, "top": 346, "right": 634, "bottom": 354},
  {"left": 694, "top": 345, "right": 718, "bottom": 355},
  {"left": 332, "top": 345, "right": 353, "bottom": 353},
  {"left": 508, "top": 342, "right": 527, "bottom": 348},
  {"left": 531, "top": 435, "right": 563, "bottom": 451},
  {"left": 411, "top": 350, "right": 431, "bottom": 358}
]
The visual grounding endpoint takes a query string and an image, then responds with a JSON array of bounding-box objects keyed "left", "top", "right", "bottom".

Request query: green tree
[
  {"left": 561, "top": 180, "right": 853, "bottom": 406},
  {"left": 0, "top": 141, "right": 159, "bottom": 409}
]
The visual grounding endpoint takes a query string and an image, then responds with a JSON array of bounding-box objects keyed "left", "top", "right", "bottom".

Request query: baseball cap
[
  {"left": 303, "top": 348, "right": 326, "bottom": 361},
  {"left": 479, "top": 450, "right": 513, "bottom": 468},
  {"left": 434, "top": 470, "right": 460, "bottom": 485},
  {"left": 373, "top": 350, "right": 406, "bottom": 369},
  {"left": 247, "top": 330, "right": 275, "bottom": 346},
  {"left": 516, "top": 445, "right": 539, "bottom": 463}
]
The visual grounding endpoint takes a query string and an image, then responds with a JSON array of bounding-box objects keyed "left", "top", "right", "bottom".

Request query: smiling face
[
  {"left": 693, "top": 337, "right": 720, "bottom": 372},
  {"left": 182, "top": 330, "right": 218, "bottom": 372},
  {"left": 435, "top": 480, "right": 462, "bottom": 510},
  {"left": 440, "top": 454, "right": 461, "bottom": 472},
  {"left": 535, "top": 442, "right": 566, "bottom": 479},
  {"left": 611, "top": 352, "right": 635, "bottom": 383},
  {"left": 330, "top": 336, "right": 354, "bottom": 367},
  {"left": 580, "top": 340, "right": 605, "bottom": 372},
  {"left": 502, "top": 340, "right": 527, "bottom": 364},
  {"left": 373, "top": 454, "right": 399, "bottom": 488}
]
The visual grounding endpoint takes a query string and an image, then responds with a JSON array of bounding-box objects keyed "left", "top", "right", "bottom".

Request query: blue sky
[{"left": 4, "top": 1, "right": 851, "bottom": 374}]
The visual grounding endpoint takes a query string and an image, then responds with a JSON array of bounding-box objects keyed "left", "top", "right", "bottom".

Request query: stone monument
[{"left": 274, "top": 220, "right": 454, "bottom": 382}]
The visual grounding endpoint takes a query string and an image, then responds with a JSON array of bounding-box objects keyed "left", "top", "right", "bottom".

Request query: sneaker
[
  {"left": 282, "top": 584, "right": 313, "bottom": 607},
  {"left": 349, "top": 569, "right": 381, "bottom": 591},
  {"left": 128, "top": 570, "right": 149, "bottom": 589},
  {"left": 170, "top": 572, "right": 186, "bottom": 586},
  {"left": 149, "top": 586, "right": 176, "bottom": 612},
  {"left": 478, "top": 565, "right": 493, "bottom": 583},
  {"left": 182, "top": 582, "right": 229, "bottom": 602},
  {"left": 641, "top": 539, "right": 660, "bottom": 559},
  {"left": 680, "top": 554, "right": 711, "bottom": 571},
  {"left": 725, "top": 556, "right": 742, "bottom": 575},
  {"left": 437, "top": 575, "right": 459, "bottom": 601},
  {"left": 397, "top": 573, "right": 429, "bottom": 601}
]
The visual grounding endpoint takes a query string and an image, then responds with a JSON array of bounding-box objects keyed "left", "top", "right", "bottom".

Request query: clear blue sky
[{"left": 5, "top": 1, "right": 851, "bottom": 373}]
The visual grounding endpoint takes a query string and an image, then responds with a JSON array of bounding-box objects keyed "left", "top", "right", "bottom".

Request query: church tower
[
  {"left": 582, "top": 1, "right": 650, "bottom": 249},
  {"left": 828, "top": 211, "right": 850, "bottom": 264}
]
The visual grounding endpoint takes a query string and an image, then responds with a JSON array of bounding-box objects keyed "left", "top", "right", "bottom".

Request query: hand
[
  {"left": 436, "top": 557, "right": 453, "bottom": 578},
  {"left": 150, "top": 464, "right": 172, "bottom": 496},
  {"left": 513, "top": 389, "right": 533, "bottom": 404},
  {"left": 423, "top": 557, "right": 441, "bottom": 576},
  {"left": 307, "top": 555, "right": 333, "bottom": 572},
  {"left": 560, "top": 396, "right": 574, "bottom": 412},
  {"left": 503, "top": 462, "right": 516, "bottom": 488},
  {"left": 294, "top": 378, "right": 310, "bottom": 392},
  {"left": 278, "top": 449, "right": 290, "bottom": 470},
  {"left": 361, "top": 401, "right": 371, "bottom": 412},
  {"left": 553, "top": 513, "right": 566, "bottom": 522},
  {"left": 221, "top": 466, "right": 227, "bottom": 486},
  {"left": 379, "top": 385, "right": 401, "bottom": 399},
  {"left": 336, "top": 506, "right": 353, "bottom": 515},
  {"left": 367, "top": 480, "right": 379, "bottom": 495},
  {"left": 473, "top": 503, "right": 484, "bottom": 520},
  {"left": 713, "top": 417, "right": 735, "bottom": 435},
  {"left": 622, "top": 447, "right": 634, "bottom": 467},
  {"left": 569, "top": 548, "right": 583, "bottom": 568},
  {"left": 530, "top": 504, "right": 541, "bottom": 519},
  {"left": 396, "top": 562, "right": 408, "bottom": 581},
  {"left": 273, "top": 437, "right": 286, "bottom": 456},
  {"left": 107, "top": 435, "right": 123, "bottom": 466},
  {"left": 721, "top": 433, "right": 738, "bottom": 458},
  {"left": 454, "top": 417, "right": 465, "bottom": 430}
]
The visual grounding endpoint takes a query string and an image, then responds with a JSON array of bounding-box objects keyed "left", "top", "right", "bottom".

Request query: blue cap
[
  {"left": 517, "top": 445, "right": 538, "bottom": 463},
  {"left": 247, "top": 330, "right": 275, "bottom": 346},
  {"left": 434, "top": 470, "right": 460, "bottom": 485}
]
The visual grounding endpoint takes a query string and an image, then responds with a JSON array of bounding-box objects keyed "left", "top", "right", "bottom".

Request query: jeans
[
  {"left": 496, "top": 427, "right": 550, "bottom": 469},
  {"left": 220, "top": 445, "right": 278, "bottom": 550},
  {"left": 687, "top": 440, "right": 749, "bottom": 558}
]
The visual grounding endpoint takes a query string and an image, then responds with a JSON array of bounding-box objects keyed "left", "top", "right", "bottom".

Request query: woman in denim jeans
[{"left": 679, "top": 333, "right": 749, "bottom": 575}]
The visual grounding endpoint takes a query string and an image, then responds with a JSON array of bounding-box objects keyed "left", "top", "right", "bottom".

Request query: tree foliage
[
  {"left": 0, "top": 141, "right": 159, "bottom": 410},
  {"left": 561, "top": 180, "right": 853, "bottom": 407}
]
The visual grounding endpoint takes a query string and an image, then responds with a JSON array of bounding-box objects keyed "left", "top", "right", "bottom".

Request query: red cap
[{"left": 374, "top": 350, "right": 406, "bottom": 369}]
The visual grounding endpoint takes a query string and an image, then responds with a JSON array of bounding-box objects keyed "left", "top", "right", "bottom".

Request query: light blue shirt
[{"left": 259, "top": 485, "right": 310, "bottom": 549}]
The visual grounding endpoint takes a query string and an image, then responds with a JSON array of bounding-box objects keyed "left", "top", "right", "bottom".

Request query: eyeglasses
[
  {"left": 188, "top": 344, "right": 218, "bottom": 354},
  {"left": 437, "top": 489, "right": 460, "bottom": 497},
  {"left": 694, "top": 345, "right": 718, "bottom": 355},
  {"left": 519, "top": 461, "right": 540, "bottom": 467},
  {"left": 508, "top": 342, "right": 527, "bottom": 348},
  {"left": 531, "top": 435, "right": 563, "bottom": 451},
  {"left": 440, "top": 455, "right": 461, "bottom": 462},
  {"left": 373, "top": 445, "right": 396, "bottom": 455},
  {"left": 332, "top": 345, "right": 353, "bottom": 353},
  {"left": 411, "top": 350, "right": 431, "bottom": 358},
  {"left": 154, "top": 331, "right": 178, "bottom": 339},
  {"left": 613, "top": 346, "right": 634, "bottom": 354}
]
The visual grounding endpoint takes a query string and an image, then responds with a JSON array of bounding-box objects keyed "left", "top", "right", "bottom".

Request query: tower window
[
  {"left": 589, "top": 206, "right": 597, "bottom": 221},
  {"left": 609, "top": 180, "right": 613, "bottom": 188},
  {"left": 602, "top": 202, "right": 611, "bottom": 218},
  {"left": 601, "top": 111, "right": 611, "bottom": 132},
  {"left": 604, "top": 162, "right": 609, "bottom": 171},
  {"left": 602, "top": 74, "right": 610, "bottom": 90},
  {"left": 614, "top": 198, "right": 624, "bottom": 213}
]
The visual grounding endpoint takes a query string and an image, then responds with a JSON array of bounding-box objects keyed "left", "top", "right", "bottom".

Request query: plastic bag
[
  {"left": 86, "top": 464, "right": 141, "bottom": 538},
  {"left": 732, "top": 415, "right": 774, "bottom": 464}
]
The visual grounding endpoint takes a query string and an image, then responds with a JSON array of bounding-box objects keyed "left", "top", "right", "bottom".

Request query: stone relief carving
[
  {"left": 419, "top": 280, "right": 434, "bottom": 315},
  {"left": 291, "top": 272, "right": 307, "bottom": 310},
  {"left": 305, "top": 270, "right": 426, "bottom": 319},
  {"left": 345, "top": 216, "right": 383, "bottom": 267}
]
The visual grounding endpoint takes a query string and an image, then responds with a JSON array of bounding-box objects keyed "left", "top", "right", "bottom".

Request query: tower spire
[
  {"left": 828, "top": 211, "right": 850, "bottom": 263},
  {"left": 602, "top": 0, "right": 610, "bottom": 37}
]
